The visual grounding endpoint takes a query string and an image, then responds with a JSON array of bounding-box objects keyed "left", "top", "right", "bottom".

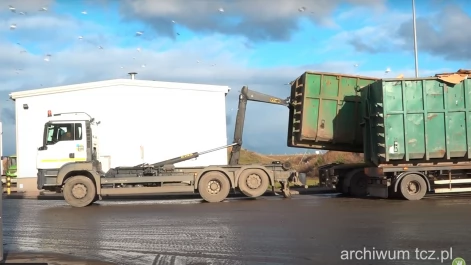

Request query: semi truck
[
  {"left": 287, "top": 70, "right": 471, "bottom": 200},
  {"left": 36, "top": 86, "right": 306, "bottom": 207}
]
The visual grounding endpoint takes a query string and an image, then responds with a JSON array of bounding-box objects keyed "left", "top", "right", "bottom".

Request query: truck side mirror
[{"left": 38, "top": 146, "right": 47, "bottom": 151}]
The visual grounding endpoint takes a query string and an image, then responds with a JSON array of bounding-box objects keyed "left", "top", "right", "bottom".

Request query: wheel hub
[
  {"left": 246, "top": 174, "right": 262, "bottom": 189},
  {"left": 407, "top": 181, "right": 419, "bottom": 194},
  {"left": 72, "top": 183, "right": 87, "bottom": 199},
  {"left": 207, "top": 180, "right": 221, "bottom": 194}
]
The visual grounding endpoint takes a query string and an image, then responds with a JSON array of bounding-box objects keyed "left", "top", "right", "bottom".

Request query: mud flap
[
  {"left": 281, "top": 181, "right": 292, "bottom": 198},
  {"left": 367, "top": 177, "right": 390, "bottom": 199},
  {"left": 290, "top": 172, "right": 308, "bottom": 188},
  {"left": 297, "top": 173, "right": 307, "bottom": 187},
  {"left": 367, "top": 185, "right": 388, "bottom": 198},
  {"left": 37, "top": 170, "right": 45, "bottom": 190},
  {"left": 271, "top": 186, "right": 280, "bottom": 196}
]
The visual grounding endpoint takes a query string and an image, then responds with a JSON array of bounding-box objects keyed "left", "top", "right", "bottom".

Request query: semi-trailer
[
  {"left": 288, "top": 69, "right": 471, "bottom": 200},
  {"left": 36, "top": 86, "right": 306, "bottom": 207}
]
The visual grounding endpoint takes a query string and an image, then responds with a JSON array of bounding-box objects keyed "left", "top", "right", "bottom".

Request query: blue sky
[{"left": 1, "top": 0, "right": 471, "bottom": 156}]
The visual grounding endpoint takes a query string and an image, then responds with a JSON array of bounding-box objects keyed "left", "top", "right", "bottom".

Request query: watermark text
[{"left": 341, "top": 247, "right": 455, "bottom": 263}]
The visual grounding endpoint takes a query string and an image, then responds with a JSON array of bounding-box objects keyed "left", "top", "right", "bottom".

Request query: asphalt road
[{"left": 2, "top": 194, "right": 471, "bottom": 265}]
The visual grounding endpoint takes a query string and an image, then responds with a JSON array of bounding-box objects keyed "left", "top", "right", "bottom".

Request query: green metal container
[
  {"left": 287, "top": 71, "right": 378, "bottom": 152},
  {"left": 362, "top": 77, "right": 471, "bottom": 166}
]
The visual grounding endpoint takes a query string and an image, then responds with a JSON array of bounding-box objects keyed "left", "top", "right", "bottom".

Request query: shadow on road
[{"left": 4, "top": 187, "right": 335, "bottom": 202}]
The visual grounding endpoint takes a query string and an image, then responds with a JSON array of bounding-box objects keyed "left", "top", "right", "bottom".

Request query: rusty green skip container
[
  {"left": 287, "top": 71, "right": 379, "bottom": 152},
  {"left": 362, "top": 76, "right": 471, "bottom": 166}
]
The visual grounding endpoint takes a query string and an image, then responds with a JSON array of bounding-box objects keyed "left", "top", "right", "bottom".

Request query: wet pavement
[{"left": 2, "top": 194, "right": 471, "bottom": 265}]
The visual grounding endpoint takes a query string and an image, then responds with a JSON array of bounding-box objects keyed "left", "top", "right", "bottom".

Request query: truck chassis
[
  {"left": 41, "top": 154, "right": 303, "bottom": 207},
  {"left": 319, "top": 162, "right": 471, "bottom": 200}
]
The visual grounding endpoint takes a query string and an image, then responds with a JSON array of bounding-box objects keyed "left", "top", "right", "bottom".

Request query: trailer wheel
[
  {"left": 399, "top": 174, "right": 426, "bottom": 201},
  {"left": 198, "top": 171, "right": 230, "bottom": 203},
  {"left": 63, "top": 175, "right": 96, "bottom": 207},
  {"left": 349, "top": 171, "right": 368, "bottom": 197},
  {"left": 238, "top": 169, "right": 269, "bottom": 198}
]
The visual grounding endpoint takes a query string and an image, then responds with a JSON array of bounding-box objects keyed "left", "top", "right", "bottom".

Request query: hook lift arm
[{"left": 228, "top": 86, "right": 291, "bottom": 165}]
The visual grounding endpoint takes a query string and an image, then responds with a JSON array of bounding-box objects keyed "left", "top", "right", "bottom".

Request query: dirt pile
[{"left": 227, "top": 147, "right": 364, "bottom": 178}]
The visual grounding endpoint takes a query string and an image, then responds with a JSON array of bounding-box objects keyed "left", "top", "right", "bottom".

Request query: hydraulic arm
[
  {"left": 229, "top": 86, "right": 291, "bottom": 165},
  {"left": 134, "top": 143, "right": 237, "bottom": 168}
]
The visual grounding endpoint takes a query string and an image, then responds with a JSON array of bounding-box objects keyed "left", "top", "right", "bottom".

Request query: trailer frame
[{"left": 318, "top": 161, "right": 471, "bottom": 200}]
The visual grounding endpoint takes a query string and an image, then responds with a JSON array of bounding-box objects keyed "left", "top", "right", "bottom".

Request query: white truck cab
[{"left": 36, "top": 111, "right": 101, "bottom": 191}]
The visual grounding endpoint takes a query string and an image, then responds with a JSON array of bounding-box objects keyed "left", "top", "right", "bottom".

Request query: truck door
[{"left": 36, "top": 121, "right": 87, "bottom": 170}]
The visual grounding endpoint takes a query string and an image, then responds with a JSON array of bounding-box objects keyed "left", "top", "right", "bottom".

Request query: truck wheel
[
  {"left": 198, "top": 171, "right": 230, "bottom": 203},
  {"left": 349, "top": 171, "right": 368, "bottom": 197},
  {"left": 399, "top": 174, "right": 427, "bottom": 201},
  {"left": 238, "top": 169, "right": 269, "bottom": 198},
  {"left": 341, "top": 173, "right": 352, "bottom": 195},
  {"left": 63, "top": 175, "right": 97, "bottom": 207}
]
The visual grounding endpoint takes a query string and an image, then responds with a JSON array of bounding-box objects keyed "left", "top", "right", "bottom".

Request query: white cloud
[
  {"left": 326, "top": 10, "right": 412, "bottom": 54},
  {"left": 1, "top": 0, "right": 54, "bottom": 13},
  {"left": 336, "top": 4, "right": 387, "bottom": 21},
  {"left": 1, "top": 13, "right": 109, "bottom": 53},
  {"left": 119, "top": 0, "right": 387, "bottom": 41},
  {"left": 332, "top": 3, "right": 471, "bottom": 62},
  {"left": 397, "top": 5, "right": 471, "bottom": 60},
  {"left": 5, "top": 15, "right": 74, "bottom": 30}
]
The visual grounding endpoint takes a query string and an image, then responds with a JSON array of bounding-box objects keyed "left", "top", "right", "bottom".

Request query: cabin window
[{"left": 45, "top": 123, "right": 83, "bottom": 144}]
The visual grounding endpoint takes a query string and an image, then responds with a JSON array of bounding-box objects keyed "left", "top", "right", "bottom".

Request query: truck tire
[
  {"left": 238, "top": 169, "right": 269, "bottom": 198},
  {"left": 335, "top": 176, "right": 344, "bottom": 193},
  {"left": 399, "top": 174, "right": 427, "bottom": 201},
  {"left": 341, "top": 172, "right": 353, "bottom": 195},
  {"left": 198, "top": 171, "right": 230, "bottom": 203},
  {"left": 349, "top": 171, "right": 368, "bottom": 197},
  {"left": 63, "top": 175, "right": 97, "bottom": 207}
]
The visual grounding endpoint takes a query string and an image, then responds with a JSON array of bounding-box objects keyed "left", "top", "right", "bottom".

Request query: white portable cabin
[{"left": 10, "top": 76, "right": 231, "bottom": 181}]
